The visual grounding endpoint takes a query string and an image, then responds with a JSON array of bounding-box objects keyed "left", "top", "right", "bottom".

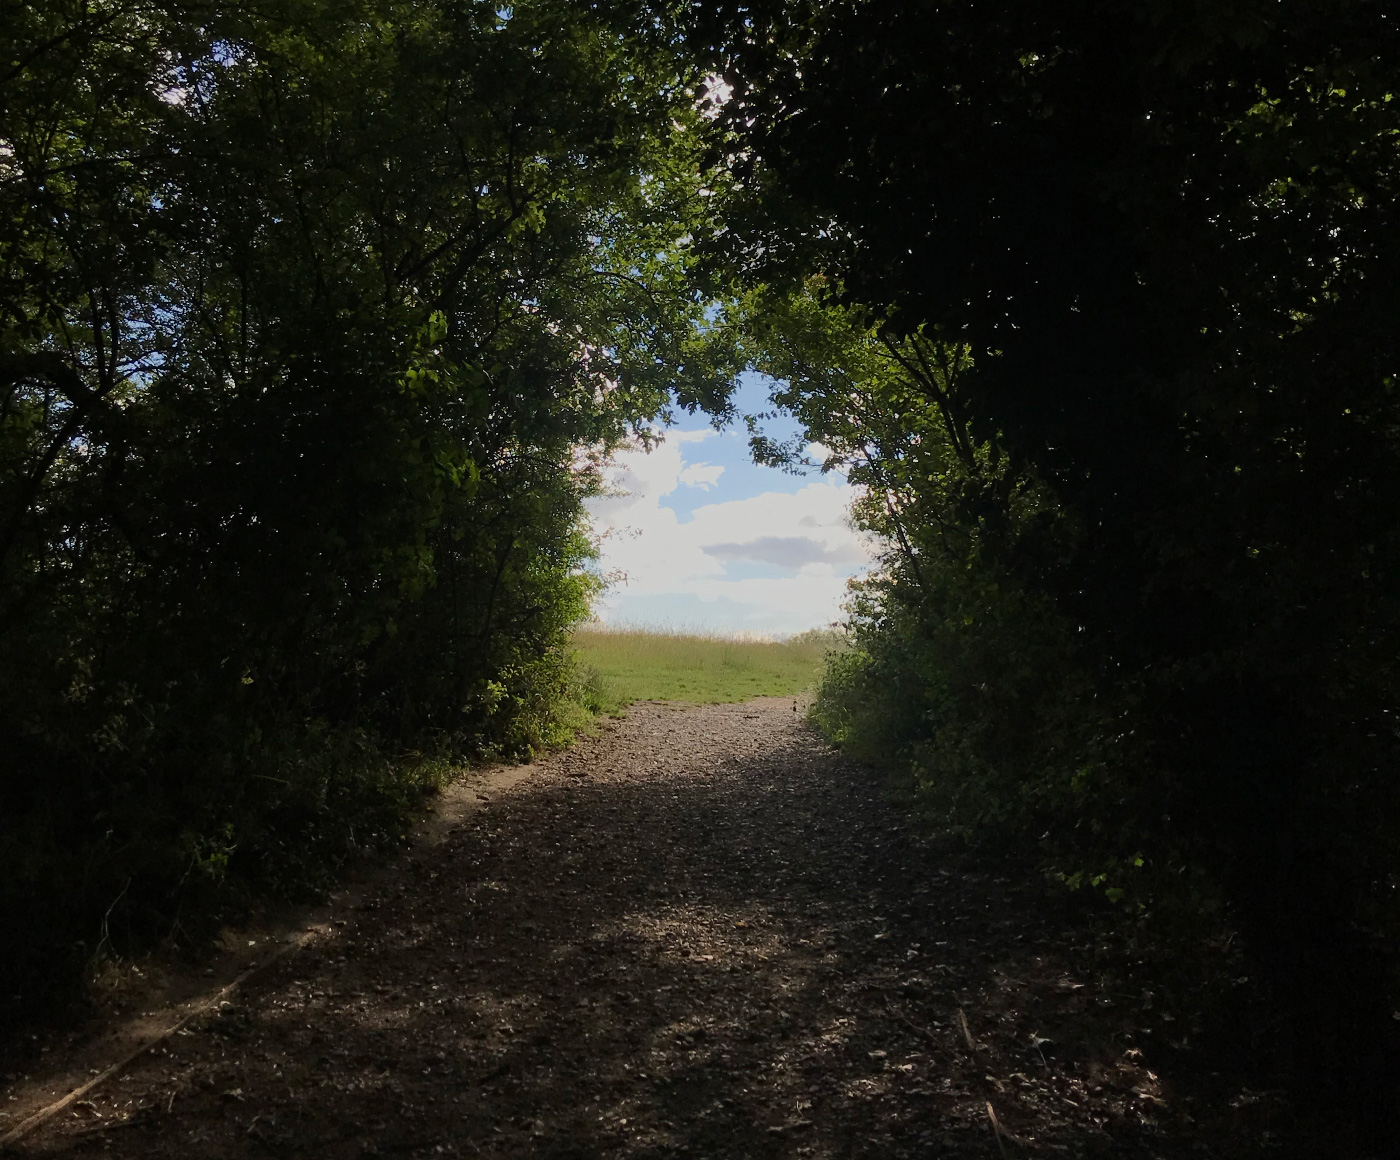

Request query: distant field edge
[{"left": 571, "top": 624, "right": 844, "bottom": 710}]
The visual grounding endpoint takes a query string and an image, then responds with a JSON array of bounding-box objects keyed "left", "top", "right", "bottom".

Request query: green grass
[{"left": 573, "top": 625, "right": 841, "bottom": 710}]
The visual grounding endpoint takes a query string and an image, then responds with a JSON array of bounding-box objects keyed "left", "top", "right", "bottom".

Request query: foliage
[
  {"left": 572, "top": 625, "right": 828, "bottom": 706},
  {"left": 750, "top": 288, "right": 1131, "bottom": 871},
  {"left": 698, "top": 0, "right": 1400, "bottom": 1119},
  {"left": 0, "top": 0, "right": 734, "bottom": 1014}
]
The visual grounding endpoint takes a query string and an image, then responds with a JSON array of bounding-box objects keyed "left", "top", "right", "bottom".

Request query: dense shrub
[
  {"left": 0, "top": 0, "right": 733, "bottom": 1014},
  {"left": 741, "top": 276, "right": 1400, "bottom": 1121}
]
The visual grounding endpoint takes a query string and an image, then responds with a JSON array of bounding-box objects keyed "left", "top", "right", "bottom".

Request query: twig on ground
[
  {"left": 957, "top": 1007, "right": 978, "bottom": 1051},
  {"left": 987, "top": 1101, "right": 1010, "bottom": 1158},
  {"left": 0, "top": 931, "right": 315, "bottom": 1149},
  {"left": 885, "top": 998, "right": 941, "bottom": 1048}
]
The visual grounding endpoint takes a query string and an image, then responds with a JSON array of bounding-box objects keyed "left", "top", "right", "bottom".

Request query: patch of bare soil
[{"left": 3, "top": 700, "right": 1269, "bottom": 1157}]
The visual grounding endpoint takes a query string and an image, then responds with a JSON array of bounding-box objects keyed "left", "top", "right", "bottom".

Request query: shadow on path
[{"left": 9, "top": 700, "right": 1230, "bottom": 1158}]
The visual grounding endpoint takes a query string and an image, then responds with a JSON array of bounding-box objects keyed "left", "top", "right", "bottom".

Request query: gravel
[{"left": 9, "top": 698, "right": 1221, "bottom": 1157}]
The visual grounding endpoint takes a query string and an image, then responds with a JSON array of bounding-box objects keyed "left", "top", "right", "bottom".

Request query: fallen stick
[
  {"left": 956, "top": 1007, "right": 978, "bottom": 1051},
  {"left": 987, "top": 1101, "right": 1010, "bottom": 1159},
  {"left": 885, "top": 1000, "right": 942, "bottom": 1048},
  {"left": 0, "top": 930, "right": 315, "bottom": 1150}
]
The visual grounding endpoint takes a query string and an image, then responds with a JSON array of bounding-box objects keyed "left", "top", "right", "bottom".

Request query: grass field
[{"left": 573, "top": 625, "right": 839, "bottom": 710}]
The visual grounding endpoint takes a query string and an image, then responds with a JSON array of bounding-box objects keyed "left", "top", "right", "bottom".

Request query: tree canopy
[
  {"left": 0, "top": 0, "right": 734, "bottom": 1008},
  {"left": 4, "top": 0, "right": 1400, "bottom": 1135},
  {"left": 693, "top": 0, "right": 1400, "bottom": 1127}
]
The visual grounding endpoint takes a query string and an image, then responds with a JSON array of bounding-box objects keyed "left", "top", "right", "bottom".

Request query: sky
[{"left": 584, "top": 374, "right": 877, "bottom": 636}]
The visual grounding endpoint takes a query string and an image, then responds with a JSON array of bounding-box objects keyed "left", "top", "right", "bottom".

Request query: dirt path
[{"left": 4, "top": 700, "right": 1218, "bottom": 1158}]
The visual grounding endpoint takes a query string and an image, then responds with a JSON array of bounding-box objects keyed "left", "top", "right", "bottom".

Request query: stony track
[{"left": 4, "top": 699, "right": 1223, "bottom": 1158}]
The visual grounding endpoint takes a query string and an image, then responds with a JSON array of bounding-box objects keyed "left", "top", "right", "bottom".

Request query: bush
[{"left": 0, "top": 0, "right": 732, "bottom": 1017}]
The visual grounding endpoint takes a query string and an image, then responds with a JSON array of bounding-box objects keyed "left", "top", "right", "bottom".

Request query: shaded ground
[{"left": 3, "top": 700, "right": 1276, "bottom": 1157}]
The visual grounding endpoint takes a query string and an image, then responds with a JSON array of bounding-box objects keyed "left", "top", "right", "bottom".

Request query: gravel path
[{"left": 6, "top": 699, "right": 1215, "bottom": 1158}]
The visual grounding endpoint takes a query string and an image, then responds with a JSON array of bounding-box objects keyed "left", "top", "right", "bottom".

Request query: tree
[
  {"left": 698, "top": 0, "right": 1400, "bottom": 1122},
  {"left": 0, "top": 0, "right": 734, "bottom": 1009}
]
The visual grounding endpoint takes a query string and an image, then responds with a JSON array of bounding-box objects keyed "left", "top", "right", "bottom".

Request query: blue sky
[{"left": 584, "top": 374, "right": 876, "bottom": 636}]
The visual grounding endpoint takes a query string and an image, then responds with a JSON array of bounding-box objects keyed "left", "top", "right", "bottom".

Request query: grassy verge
[{"left": 573, "top": 625, "right": 840, "bottom": 709}]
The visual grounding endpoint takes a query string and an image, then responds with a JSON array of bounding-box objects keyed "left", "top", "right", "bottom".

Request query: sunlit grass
[{"left": 573, "top": 623, "right": 842, "bottom": 709}]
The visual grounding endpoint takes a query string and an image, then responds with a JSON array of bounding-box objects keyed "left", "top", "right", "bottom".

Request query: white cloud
[
  {"left": 678, "top": 462, "right": 724, "bottom": 490},
  {"left": 702, "top": 535, "right": 867, "bottom": 569},
  {"left": 585, "top": 428, "right": 874, "bottom": 633}
]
